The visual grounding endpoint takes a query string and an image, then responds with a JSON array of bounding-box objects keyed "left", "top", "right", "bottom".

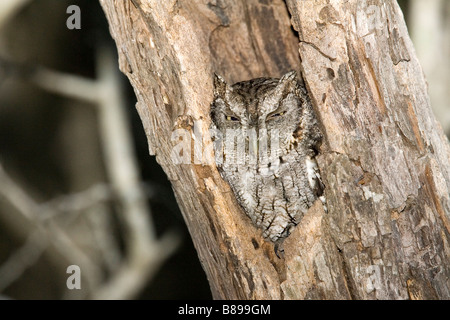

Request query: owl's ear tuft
[
  {"left": 279, "top": 71, "right": 298, "bottom": 86},
  {"left": 280, "top": 70, "right": 297, "bottom": 82},
  {"left": 275, "top": 70, "right": 298, "bottom": 94},
  {"left": 213, "top": 73, "right": 231, "bottom": 98}
]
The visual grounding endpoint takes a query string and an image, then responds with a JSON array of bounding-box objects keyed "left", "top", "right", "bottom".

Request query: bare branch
[
  {"left": 30, "top": 67, "right": 99, "bottom": 104},
  {"left": 91, "top": 229, "right": 180, "bottom": 300},
  {"left": 38, "top": 183, "right": 113, "bottom": 220},
  {"left": 89, "top": 47, "right": 180, "bottom": 299},
  {"left": 0, "top": 231, "right": 46, "bottom": 292},
  {"left": 0, "top": 163, "right": 102, "bottom": 292},
  {"left": 1, "top": 43, "right": 180, "bottom": 299}
]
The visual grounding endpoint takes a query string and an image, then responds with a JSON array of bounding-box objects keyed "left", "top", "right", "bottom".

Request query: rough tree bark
[{"left": 99, "top": 0, "right": 450, "bottom": 299}]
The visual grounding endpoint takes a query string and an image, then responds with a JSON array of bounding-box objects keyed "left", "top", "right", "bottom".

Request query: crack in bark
[
  {"left": 299, "top": 40, "right": 337, "bottom": 61},
  {"left": 336, "top": 244, "right": 358, "bottom": 300}
]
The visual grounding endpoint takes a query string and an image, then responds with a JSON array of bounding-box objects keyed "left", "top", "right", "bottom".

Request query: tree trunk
[{"left": 99, "top": 0, "right": 450, "bottom": 299}]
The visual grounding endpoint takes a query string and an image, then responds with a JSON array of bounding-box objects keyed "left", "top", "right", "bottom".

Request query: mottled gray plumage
[{"left": 210, "top": 71, "right": 324, "bottom": 254}]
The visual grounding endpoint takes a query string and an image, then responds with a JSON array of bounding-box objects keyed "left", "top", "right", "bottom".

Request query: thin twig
[{"left": 38, "top": 183, "right": 113, "bottom": 220}]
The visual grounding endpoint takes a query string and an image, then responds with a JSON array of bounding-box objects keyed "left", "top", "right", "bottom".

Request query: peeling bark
[{"left": 100, "top": 0, "right": 450, "bottom": 299}]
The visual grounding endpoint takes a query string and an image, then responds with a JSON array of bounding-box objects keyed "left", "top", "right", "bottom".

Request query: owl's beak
[
  {"left": 245, "top": 129, "right": 259, "bottom": 160},
  {"left": 252, "top": 136, "right": 258, "bottom": 158}
]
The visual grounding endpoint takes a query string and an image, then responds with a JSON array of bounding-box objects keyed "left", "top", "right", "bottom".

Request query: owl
[{"left": 210, "top": 71, "right": 324, "bottom": 256}]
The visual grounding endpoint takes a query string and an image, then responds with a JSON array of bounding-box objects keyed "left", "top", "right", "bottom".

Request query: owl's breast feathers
[{"left": 218, "top": 148, "right": 324, "bottom": 243}]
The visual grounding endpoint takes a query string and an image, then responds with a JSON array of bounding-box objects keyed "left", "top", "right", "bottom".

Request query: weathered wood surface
[{"left": 100, "top": 0, "right": 450, "bottom": 299}]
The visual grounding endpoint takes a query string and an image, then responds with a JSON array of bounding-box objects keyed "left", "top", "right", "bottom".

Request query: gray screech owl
[{"left": 210, "top": 71, "right": 324, "bottom": 255}]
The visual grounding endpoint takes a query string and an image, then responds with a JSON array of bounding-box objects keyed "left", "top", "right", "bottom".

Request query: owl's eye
[
  {"left": 267, "top": 111, "right": 285, "bottom": 120},
  {"left": 225, "top": 115, "right": 239, "bottom": 121}
]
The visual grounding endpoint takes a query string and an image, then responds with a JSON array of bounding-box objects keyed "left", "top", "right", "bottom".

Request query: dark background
[{"left": 0, "top": 0, "right": 211, "bottom": 299}]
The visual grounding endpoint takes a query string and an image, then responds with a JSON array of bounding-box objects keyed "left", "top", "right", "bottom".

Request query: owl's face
[{"left": 210, "top": 71, "right": 304, "bottom": 165}]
